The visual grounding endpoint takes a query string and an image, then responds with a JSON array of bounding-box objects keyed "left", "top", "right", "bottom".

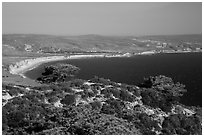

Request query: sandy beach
[
  {"left": 9, "top": 53, "right": 132, "bottom": 78},
  {"left": 9, "top": 50, "right": 200, "bottom": 78}
]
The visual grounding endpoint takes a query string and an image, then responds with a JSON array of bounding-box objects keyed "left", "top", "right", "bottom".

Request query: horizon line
[{"left": 2, "top": 33, "right": 202, "bottom": 37}]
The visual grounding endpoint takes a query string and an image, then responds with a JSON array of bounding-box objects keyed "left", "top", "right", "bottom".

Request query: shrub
[
  {"left": 70, "top": 79, "right": 84, "bottom": 87},
  {"left": 141, "top": 88, "right": 176, "bottom": 112},
  {"left": 7, "top": 111, "right": 25, "bottom": 128},
  {"left": 37, "top": 63, "right": 80, "bottom": 83},
  {"left": 61, "top": 95, "right": 76, "bottom": 106},
  {"left": 101, "top": 104, "right": 115, "bottom": 115},
  {"left": 7, "top": 88, "right": 23, "bottom": 96},
  {"left": 90, "top": 101, "right": 102, "bottom": 110},
  {"left": 48, "top": 96, "right": 59, "bottom": 104},
  {"left": 120, "top": 89, "right": 134, "bottom": 102},
  {"left": 111, "top": 88, "right": 121, "bottom": 98},
  {"left": 162, "top": 114, "right": 202, "bottom": 135},
  {"left": 33, "top": 85, "right": 52, "bottom": 91}
]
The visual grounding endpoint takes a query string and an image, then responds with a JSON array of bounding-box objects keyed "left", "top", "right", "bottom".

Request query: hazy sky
[{"left": 2, "top": 2, "right": 202, "bottom": 36}]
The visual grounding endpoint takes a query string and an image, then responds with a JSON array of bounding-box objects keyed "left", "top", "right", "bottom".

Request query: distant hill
[{"left": 2, "top": 34, "right": 202, "bottom": 56}]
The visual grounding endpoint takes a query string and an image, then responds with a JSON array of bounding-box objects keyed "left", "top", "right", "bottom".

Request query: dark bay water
[{"left": 25, "top": 53, "right": 202, "bottom": 107}]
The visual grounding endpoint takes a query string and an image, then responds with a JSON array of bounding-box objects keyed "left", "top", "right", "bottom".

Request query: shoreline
[
  {"left": 9, "top": 56, "right": 67, "bottom": 78},
  {"left": 9, "top": 53, "right": 131, "bottom": 78},
  {"left": 135, "top": 50, "right": 201, "bottom": 55},
  {"left": 8, "top": 51, "right": 201, "bottom": 78}
]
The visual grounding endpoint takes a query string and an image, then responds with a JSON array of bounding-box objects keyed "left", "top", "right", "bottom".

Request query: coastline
[
  {"left": 135, "top": 50, "right": 202, "bottom": 55},
  {"left": 8, "top": 51, "right": 201, "bottom": 78},
  {"left": 9, "top": 56, "right": 66, "bottom": 78},
  {"left": 9, "top": 53, "right": 131, "bottom": 78}
]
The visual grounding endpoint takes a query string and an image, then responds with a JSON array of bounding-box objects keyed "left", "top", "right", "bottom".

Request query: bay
[{"left": 25, "top": 52, "right": 202, "bottom": 107}]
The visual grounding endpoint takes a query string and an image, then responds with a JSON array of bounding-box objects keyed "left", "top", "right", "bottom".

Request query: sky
[{"left": 2, "top": 2, "right": 202, "bottom": 36}]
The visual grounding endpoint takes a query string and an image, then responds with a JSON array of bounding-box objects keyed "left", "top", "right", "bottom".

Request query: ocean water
[{"left": 25, "top": 52, "right": 202, "bottom": 107}]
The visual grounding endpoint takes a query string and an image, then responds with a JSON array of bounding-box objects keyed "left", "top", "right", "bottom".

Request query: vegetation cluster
[{"left": 2, "top": 63, "right": 202, "bottom": 135}]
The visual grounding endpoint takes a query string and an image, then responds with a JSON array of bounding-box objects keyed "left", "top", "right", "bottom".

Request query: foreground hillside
[{"left": 2, "top": 63, "right": 202, "bottom": 135}]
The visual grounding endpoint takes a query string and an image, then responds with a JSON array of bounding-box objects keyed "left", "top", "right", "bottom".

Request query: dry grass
[
  {"left": 2, "top": 56, "right": 42, "bottom": 87},
  {"left": 2, "top": 69, "right": 41, "bottom": 87}
]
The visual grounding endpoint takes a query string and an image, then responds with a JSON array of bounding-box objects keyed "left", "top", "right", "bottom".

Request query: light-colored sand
[
  {"left": 9, "top": 50, "right": 199, "bottom": 79},
  {"left": 9, "top": 56, "right": 67, "bottom": 77},
  {"left": 9, "top": 54, "right": 131, "bottom": 78}
]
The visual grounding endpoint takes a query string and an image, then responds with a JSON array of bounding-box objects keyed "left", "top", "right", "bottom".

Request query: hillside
[
  {"left": 2, "top": 63, "right": 202, "bottom": 135},
  {"left": 2, "top": 34, "right": 202, "bottom": 56},
  {"left": 2, "top": 75, "right": 201, "bottom": 134}
]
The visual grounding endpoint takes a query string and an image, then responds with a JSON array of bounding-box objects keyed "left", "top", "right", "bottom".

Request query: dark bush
[
  {"left": 101, "top": 99, "right": 124, "bottom": 115},
  {"left": 90, "top": 101, "right": 102, "bottom": 110},
  {"left": 37, "top": 63, "right": 80, "bottom": 83},
  {"left": 141, "top": 88, "right": 177, "bottom": 112},
  {"left": 162, "top": 114, "right": 202, "bottom": 135},
  {"left": 110, "top": 88, "right": 121, "bottom": 98},
  {"left": 138, "top": 77, "right": 152, "bottom": 88},
  {"left": 101, "top": 104, "right": 115, "bottom": 115},
  {"left": 90, "top": 76, "right": 111, "bottom": 85},
  {"left": 48, "top": 96, "right": 59, "bottom": 104},
  {"left": 70, "top": 79, "right": 84, "bottom": 87},
  {"left": 61, "top": 95, "right": 76, "bottom": 106},
  {"left": 33, "top": 85, "right": 51, "bottom": 91},
  {"left": 120, "top": 89, "right": 134, "bottom": 102},
  {"left": 7, "top": 111, "right": 25, "bottom": 128},
  {"left": 7, "top": 88, "right": 21, "bottom": 96}
]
